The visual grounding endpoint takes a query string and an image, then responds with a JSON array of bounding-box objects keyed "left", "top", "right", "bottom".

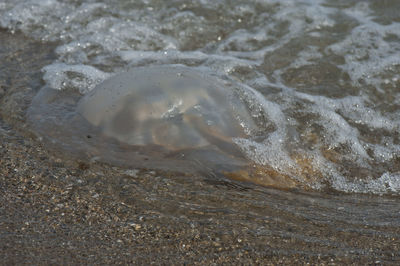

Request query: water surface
[
  {"left": 1, "top": 0, "right": 400, "bottom": 262},
  {"left": 3, "top": 0, "right": 398, "bottom": 193}
]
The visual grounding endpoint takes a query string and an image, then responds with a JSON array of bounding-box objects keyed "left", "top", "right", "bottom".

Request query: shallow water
[
  {"left": 1, "top": 1, "right": 400, "bottom": 192},
  {"left": 0, "top": 1, "right": 400, "bottom": 262}
]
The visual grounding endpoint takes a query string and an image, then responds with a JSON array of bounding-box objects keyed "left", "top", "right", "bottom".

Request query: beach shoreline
[{"left": 0, "top": 29, "right": 399, "bottom": 264}]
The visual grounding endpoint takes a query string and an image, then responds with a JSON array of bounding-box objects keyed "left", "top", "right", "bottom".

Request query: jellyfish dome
[
  {"left": 77, "top": 65, "right": 256, "bottom": 152},
  {"left": 28, "top": 65, "right": 267, "bottom": 177}
]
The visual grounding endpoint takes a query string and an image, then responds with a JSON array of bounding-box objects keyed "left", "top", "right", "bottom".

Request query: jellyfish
[
  {"left": 28, "top": 65, "right": 299, "bottom": 188},
  {"left": 77, "top": 66, "right": 255, "bottom": 151}
]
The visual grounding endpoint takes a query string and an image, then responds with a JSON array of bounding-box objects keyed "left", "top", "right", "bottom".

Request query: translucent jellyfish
[
  {"left": 28, "top": 65, "right": 298, "bottom": 188},
  {"left": 77, "top": 66, "right": 256, "bottom": 153}
]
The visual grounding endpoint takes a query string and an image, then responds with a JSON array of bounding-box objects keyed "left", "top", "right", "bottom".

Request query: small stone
[
  {"left": 124, "top": 169, "right": 139, "bottom": 177},
  {"left": 128, "top": 222, "right": 142, "bottom": 230}
]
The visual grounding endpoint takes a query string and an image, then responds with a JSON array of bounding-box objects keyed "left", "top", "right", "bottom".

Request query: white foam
[
  {"left": 118, "top": 50, "right": 208, "bottom": 66},
  {"left": 288, "top": 46, "right": 323, "bottom": 69},
  {"left": 327, "top": 2, "right": 400, "bottom": 88},
  {"left": 332, "top": 172, "right": 400, "bottom": 195},
  {"left": 232, "top": 84, "right": 299, "bottom": 176},
  {"left": 42, "top": 63, "right": 111, "bottom": 94},
  {"left": 294, "top": 92, "right": 400, "bottom": 163},
  {"left": 0, "top": 0, "right": 72, "bottom": 40},
  {"left": 118, "top": 50, "right": 260, "bottom": 79}
]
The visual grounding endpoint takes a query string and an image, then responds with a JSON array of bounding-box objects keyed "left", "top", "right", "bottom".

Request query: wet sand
[
  {"left": 3, "top": 129, "right": 400, "bottom": 265},
  {"left": 1, "top": 30, "right": 400, "bottom": 264}
]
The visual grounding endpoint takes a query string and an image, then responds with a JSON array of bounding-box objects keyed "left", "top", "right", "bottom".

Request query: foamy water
[{"left": 1, "top": 0, "right": 399, "bottom": 194}]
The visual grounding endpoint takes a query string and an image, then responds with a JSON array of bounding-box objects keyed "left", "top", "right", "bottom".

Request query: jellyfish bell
[
  {"left": 28, "top": 65, "right": 301, "bottom": 189},
  {"left": 76, "top": 65, "right": 256, "bottom": 152},
  {"left": 28, "top": 66, "right": 252, "bottom": 167}
]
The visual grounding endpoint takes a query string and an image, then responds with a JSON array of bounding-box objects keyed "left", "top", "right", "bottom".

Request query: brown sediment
[
  {"left": 223, "top": 165, "right": 298, "bottom": 189},
  {"left": 322, "top": 147, "right": 342, "bottom": 164},
  {"left": 223, "top": 152, "right": 326, "bottom": 190},
  {"left": 292, "top": 153, "right": 324, "bottom": 185}
]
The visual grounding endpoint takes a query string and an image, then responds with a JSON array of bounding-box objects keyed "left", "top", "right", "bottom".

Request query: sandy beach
[
  {"left": 3, "top": 115, "right": 400, "bottom": 265},
  {"left": 1, "top": 29, "right": 400, "bottom": 264}
]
